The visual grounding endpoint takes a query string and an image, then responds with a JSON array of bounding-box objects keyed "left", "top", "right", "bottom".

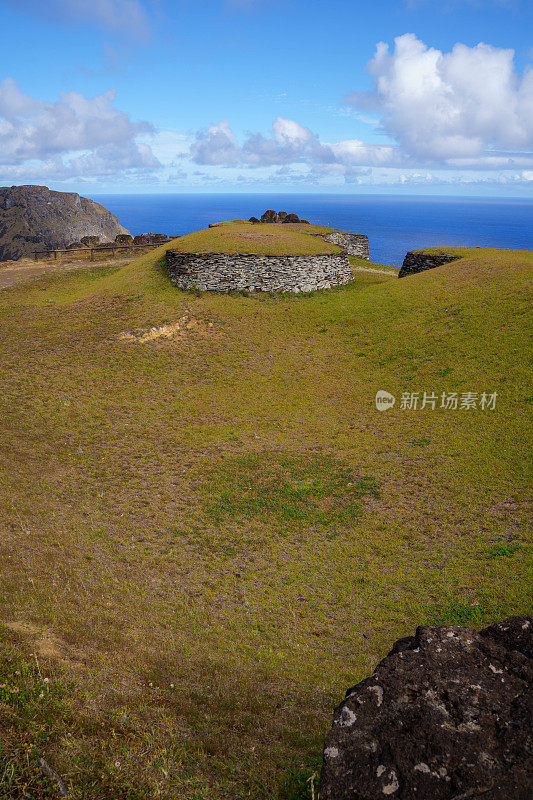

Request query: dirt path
[
  {"left": 353, "top": 265, "right": 398, "bottom": 276},
  {"left": 0, "top": 256, "right": 133, "bottom": 289}
]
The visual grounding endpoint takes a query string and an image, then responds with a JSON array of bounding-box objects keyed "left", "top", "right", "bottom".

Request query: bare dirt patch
[
  {"left": 4, "top": 621, "right": 84, "bottom": 668},
  {"left": 118, "top": 312, "right": 216, "bottom": 343}
]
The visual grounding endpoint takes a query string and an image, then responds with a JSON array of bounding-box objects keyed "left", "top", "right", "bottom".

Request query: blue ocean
[{"left": 93, "top": 194, "right": 533, "bottom": 268}]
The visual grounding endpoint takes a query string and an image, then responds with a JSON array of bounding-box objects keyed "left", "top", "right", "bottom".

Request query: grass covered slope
[
  {"left": 170, "top": 220, "right": 341, "bottom": 254},
  {"left": 0, "top": 243, "right": 531, "bottom": 798}
]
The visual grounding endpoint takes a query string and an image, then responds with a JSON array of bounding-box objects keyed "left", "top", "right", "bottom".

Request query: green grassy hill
[
  {"left": 169, "top": 220, "right": 341, "bottom": 254},
  {"left": 0, "top": 230, "right": 531, "bottom": 799}
]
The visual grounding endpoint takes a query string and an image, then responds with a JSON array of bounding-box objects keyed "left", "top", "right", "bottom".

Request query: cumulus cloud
[
  {"left": 190, "top": 120, "right": 241, "bottom": 166},
  {"left": 188, "top": 35, "right": 533, "bottom": 186},
  {"left": 2, "top": 0, "right": 151, "bottom": 38},
  {"left": 347, "top": 33, "right": 533, "bottom": 162},
  {"left": 190, "top": 116, "right": 379, "bottom": 168},
  {"left": 0, "top": 78, "right": 159, "bottom": 180}
]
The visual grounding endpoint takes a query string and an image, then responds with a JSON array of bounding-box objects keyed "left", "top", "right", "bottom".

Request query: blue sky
[{"left": 0, "top": 0, "right": 532, "bottom": 195}]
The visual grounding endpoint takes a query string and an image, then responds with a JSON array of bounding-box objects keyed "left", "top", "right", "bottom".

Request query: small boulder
[
  {"left": 277, "top": 211, "right": 288, "bottom": 221},
  {"left": 249, "top": 217, "right": 260, "bottom": 224},
  {"left": 115, "top": 234, "right": 134, "bottom": 245},
  {"left": 260, "top": 210, "right": 278, "bottom": 223},
  {"left": 80, "top": 235, "right": 100, "bottom": 247},
  {"left": 300, "top": 219, "right": 310, "bottom": 225},
  {"left": 319, "top": 616, "right": 533, "bottom": 800},
  {"left": 282, "top": 213, "right": 300, "bottom": 223},
  {"left": 141, "top": 232, "right": 170, "bottom": 243}
]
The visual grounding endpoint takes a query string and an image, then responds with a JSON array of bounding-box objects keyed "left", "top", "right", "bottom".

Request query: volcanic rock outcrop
[
  {"left": 252, "top": 210, "right": 310, "bottom": 224},
  {"left": 319, "top": 616, "right": 532, "bottom": 800},
  {"left": 0, "top": 185, "right": 130, "bottom": 261}
]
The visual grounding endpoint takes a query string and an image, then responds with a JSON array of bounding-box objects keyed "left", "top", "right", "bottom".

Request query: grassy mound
[
  {"left": 169, "top": 221, "right": 341, "bottom": 255},
  {"left": 0, "top": 240, "right": 531, "bottom": 798}
]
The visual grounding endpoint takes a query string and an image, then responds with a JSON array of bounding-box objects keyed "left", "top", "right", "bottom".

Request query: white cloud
[
  {"left": 191, "top": 117, "right": 358, "bottom": 167},
  {"left": 2, "top": 0, "right": 151, "bottom": 37},
  {"left": 0, "top": 78, "right": 159, "bottom": 180},
  {"left": 347, "top": 33, "right": 533, "bottom": 162},
  {"left": 329, "top": 139, "right": 402, "bottom": 167},
  {"left": 190, "top": 120, "right": 241, "bottom": 166}
]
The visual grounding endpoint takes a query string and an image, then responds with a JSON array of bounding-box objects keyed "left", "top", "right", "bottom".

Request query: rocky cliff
[{"left": 0, "top": 185, "right": 130, "bottom": 261}]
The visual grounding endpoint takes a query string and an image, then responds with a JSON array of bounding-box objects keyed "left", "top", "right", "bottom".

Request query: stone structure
[
  {"left": 115, "top": 234, "right": 134, "bottom": 245},
  {"left": 0, "top": 185, "right": 130, "bottom": 261},
  {"left": 322, "top": 231, "right": 369, "bottom": 260},
  {"left": 399, "top": 251, "right": 458, "bottom": 278},
  {"left": 80, "top": 235, "right": 100, "bottom": 247},
  {"left": 165, "top": 250, "right": 353, "bottom": 293},
  {"left": 134, "top": 232, "right": 171, "bottom": 245},
  {"left": 319, "top": 616, "right": 533, "bottom": 800}
]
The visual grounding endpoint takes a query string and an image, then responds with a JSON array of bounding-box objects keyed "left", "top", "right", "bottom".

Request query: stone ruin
[
  {"left": 399, "top": 251, "right": 459, "bottom": 278},
  {"left": 165, "top": 251, "right": 353, "bottom": 294},
  {"left": 164, "top": 213, "right": 371, "bottom": 293},
  {"left": 66, "top": 232, "right": 172, "bottom": 250}
]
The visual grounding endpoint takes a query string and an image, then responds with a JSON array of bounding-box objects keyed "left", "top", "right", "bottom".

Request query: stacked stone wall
[
  {"left": 165, "top": 250, "right": 353, "bottom": 293},
  {"left": 399, "top": 251, "right": 458, "bottom": 278},
  {"left": 322, "top": 232, "right": 369, "bottom": 259}
]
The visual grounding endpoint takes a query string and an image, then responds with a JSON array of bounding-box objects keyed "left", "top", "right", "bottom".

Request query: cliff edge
[{"left": 0, "top": 185, "right": 130, "bottom": 261}]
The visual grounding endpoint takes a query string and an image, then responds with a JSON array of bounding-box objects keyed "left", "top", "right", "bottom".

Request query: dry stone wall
[
  {"left": 165, "top": 250, "right": 353, "bottom": 293},
  {"left": 399, "top": 251, "right": 458, "bottom": 278},
  {"left": 322, "top": 231, "right": 369, "bottom": 259}
]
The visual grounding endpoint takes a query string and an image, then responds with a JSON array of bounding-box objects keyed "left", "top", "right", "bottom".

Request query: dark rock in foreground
[
  {"left": 399, "top": 251, "right": 458, "bottom": 278},
  {"left": 319, "top": 616, "right": 532, "bottom": 800},
  {"left": 0, "top": 185, "right": 130, "bottom": 261}
]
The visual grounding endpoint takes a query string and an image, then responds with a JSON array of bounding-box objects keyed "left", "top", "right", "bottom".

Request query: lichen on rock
[{"left": 319, "top": 616, "right": 533, "bottom": 799}]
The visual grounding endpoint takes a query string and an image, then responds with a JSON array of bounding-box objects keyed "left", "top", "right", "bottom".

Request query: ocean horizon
[{"left": 93, "top": 193, "right": 533, "bottom": 268}]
